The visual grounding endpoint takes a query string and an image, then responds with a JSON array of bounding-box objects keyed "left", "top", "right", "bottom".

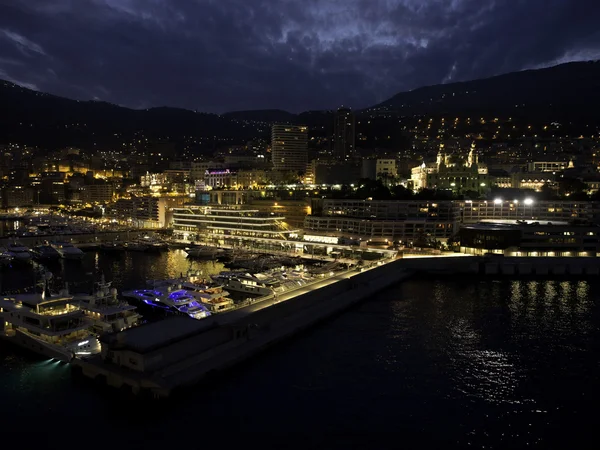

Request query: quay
[{"left": 72, "top": 257, "right": 412, "bottom": 398}]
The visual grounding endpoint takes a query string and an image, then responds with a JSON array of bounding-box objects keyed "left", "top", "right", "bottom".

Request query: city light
[
  {"left": 494, "top": 198, "right": 502, "bottom": 204},
  {"left": 524, "top": 198, "right": 534, "bottom": 205}
]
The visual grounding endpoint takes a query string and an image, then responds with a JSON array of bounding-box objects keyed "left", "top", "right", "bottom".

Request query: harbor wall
[
  {"left": 159, "top": 261, "right": 413, "bottom": 394},
  {"left": 393, "top": 255, "right": 600, "bottom": 276}
]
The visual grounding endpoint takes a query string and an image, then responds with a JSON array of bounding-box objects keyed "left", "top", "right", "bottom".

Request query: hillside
[
  {"left": 368, "top": 61, "right": 600, "bottom": 120},
  {"left": 2, "top": 61, "right": 599, "bottom": 150},
  {"left": 0, "top": 81, "right": 265, "bottom": 149}
]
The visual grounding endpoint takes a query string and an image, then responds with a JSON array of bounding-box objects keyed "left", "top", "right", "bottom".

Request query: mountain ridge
[{"left": 2, "top": 60, "right": 599, "bottom": 149}]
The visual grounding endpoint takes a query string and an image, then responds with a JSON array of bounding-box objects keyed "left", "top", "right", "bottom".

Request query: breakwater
[{"left": 73, "top": 258, "right": 413, "bottom": 398}]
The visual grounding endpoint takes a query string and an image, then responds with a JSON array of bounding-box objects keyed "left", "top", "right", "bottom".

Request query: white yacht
[
  {"left": 122, "top": 288, "right": 211, "bottom": 320},
  {"left": 6, "top": 242, "right": 32, "bottom": 262},
  {"left": 0, "top": 290, "right": 99, "bottom": 362},
  {"left": 53, "top": 242, "right": 85, "bottom": 260},
  {"left": 211, "top": 272, "right": 278, "bottom": 296},
  {"left": 73, "top": 278, "right": 141, "bottom": 334},
  {"left": 150, "top": 275, "right": 235, "bottom": 313}
]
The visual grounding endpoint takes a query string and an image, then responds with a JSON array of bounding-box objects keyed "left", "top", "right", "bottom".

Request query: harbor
[
  {"left": 0, "top": 224, "right": 402, "bottom": 395},
  {"left": 4, "top": 207, "right": 600, "bottom": 400}
]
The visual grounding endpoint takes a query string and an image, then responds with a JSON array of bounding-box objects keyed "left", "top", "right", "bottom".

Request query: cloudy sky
[{"left": 1, "top": 0, "right": 599, "bottom": 113}]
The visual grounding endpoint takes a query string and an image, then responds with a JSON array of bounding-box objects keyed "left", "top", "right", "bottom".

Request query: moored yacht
[
  {"left": 0, "top": 248, "right": 14, "bottom": 266},
  {"left": 150, "top": 275, "right": 235, "bottom": 313},
  {"left": 140, "top": 236, "right": 168, "bottom": 252},
  {"left": 122, "top": 288, "right": 211, "bottom": 320},
  {"left": 211, "top": 272, "right": 278, "bottom": 296},
  {"left": 53, "top": 242, "right": 85, "bottom": 260},
  {"left": 33, "top": 244, "right": 62, "bottom": 261},
  {"left": 125, "top": 241, "right": 149, "bottom": 252},
  {"left": 0, "top": 289, "right": 99, "bottom": 362},
  {"left": 6, "top": 242, "right": 32, "bottom": 262},
  {"left": 73, "top": 277, "right": 141, "bottom": 334}
]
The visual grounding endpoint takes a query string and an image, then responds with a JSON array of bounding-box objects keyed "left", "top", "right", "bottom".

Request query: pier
[{"left": 72, "top": 257, "right": 412, "bottom": 398}]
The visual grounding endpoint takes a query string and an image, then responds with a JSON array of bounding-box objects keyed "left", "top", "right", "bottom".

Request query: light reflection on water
[
  {"left": 0, "top": 273, "right": 598, "bottom": 447},
  {"left": 0, "top": 249, "right": 226, "bottom": 293}
]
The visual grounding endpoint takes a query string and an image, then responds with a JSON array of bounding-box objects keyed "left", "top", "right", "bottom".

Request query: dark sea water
[{"left": 1, "top": 252, "right": 599, "bottom": 447}]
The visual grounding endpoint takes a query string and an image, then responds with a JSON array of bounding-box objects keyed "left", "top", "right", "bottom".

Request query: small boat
[
  {"left": 6, "top": 242, "right": 32, "bottom": 262},
  {"left": 101, "top": 241, "right": 124, "bottom": 252},
  {"left": 53, "top": 242, "right": 85, "bottom": 260},
  {"left": 185, "top": 246, "right": 219, "bottom": 259},
  {"left": 139, "top": 236, "right": 168, "bottom": 252},
  {"left": 125, "top": 242, "right": 149, "bottom": 252}
]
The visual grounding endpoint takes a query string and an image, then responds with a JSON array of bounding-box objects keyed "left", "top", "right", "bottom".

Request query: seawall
[{"left": 395, "top": 255, "right": 600, "bottom": 277}]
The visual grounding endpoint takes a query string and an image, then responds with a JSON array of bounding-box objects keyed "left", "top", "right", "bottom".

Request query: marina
[{"left": 0, "top": 222, "right": 401, "bottom": 397}]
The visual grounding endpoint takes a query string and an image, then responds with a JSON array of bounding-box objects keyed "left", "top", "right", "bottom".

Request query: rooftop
[{"left": 100, "top": 316, "right": 216, "bottom": 354}]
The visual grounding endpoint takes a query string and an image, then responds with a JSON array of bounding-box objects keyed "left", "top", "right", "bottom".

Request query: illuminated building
[
  {"left": 411, "top": 142, "right": 489, "bottom": 194},
  {"left": 271, "top": 124, "right": 308, "bottom": 172},
  {"left": 1, "top": 185, "right": 34, "bottom": 207},
  {"left": 334, "top": 107, "right": 355, "bottom": 160},
  {"left": 205, "top": 169, "right": 235, "bottom": 187},
  {"left": 376, "top": 159, "right": 397, "bottom": 178},
  {"left": 304, "top": 199, "right": 460, "bottom": 243},
  {"left": 460, "top": 222, "right": 600, "bottom": 257},
  {"left": 81, "top": 183, "right": 114, "bottom": 204},
  {"left": 527, "top": 161, "right": 573, "bottom": 172},
  {"left": 459, "top": 199, "right": 600, "bottom": 223},
  {"left": 171, "top": 207, "right": 299, "bottom": 245}
]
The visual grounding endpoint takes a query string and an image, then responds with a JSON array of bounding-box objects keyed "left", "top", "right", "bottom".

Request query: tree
[
  {"left": 392, "top": 184, "right": 413, "bottom": 199},
  {"left": 355, "top": 179, "right": 392, "bottom": 200},
  {"left": 539, "top": 183, "right": 558, "bottom": 200},
  {"left": 558, "top": 177, "right": 588, "bottom": 197}
]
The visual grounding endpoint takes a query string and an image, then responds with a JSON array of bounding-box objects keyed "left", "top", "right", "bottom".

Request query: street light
[
  {"left": 524, "top": 198, "right": 534, "bottom": 205},
  {"left": 494, "top": 198, "right": 502, "bottom": 204}
]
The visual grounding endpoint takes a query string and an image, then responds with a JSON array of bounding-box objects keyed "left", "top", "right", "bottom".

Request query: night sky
[{"left": 1, "top": 0, "right": 599, "bottom": 113}]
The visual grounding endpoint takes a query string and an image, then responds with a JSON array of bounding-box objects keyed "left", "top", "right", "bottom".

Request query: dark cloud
[{"left": 0, "top": 0, "right": 599, "bottom": 112}]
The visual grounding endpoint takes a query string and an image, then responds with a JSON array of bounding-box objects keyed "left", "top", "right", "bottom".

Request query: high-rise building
[
  {"left": 271, "top": 124, "right": 308, "bottom": 173},
  {"left": 334, "top": 107, "right": 355, "bottom": 160}
]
